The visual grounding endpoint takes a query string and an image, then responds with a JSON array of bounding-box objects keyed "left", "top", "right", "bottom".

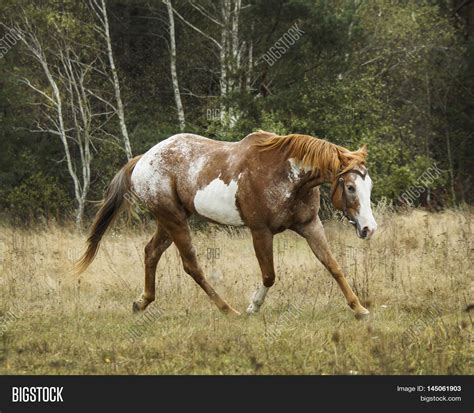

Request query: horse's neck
[
  {"left": 295, "top": 169, "right": 333, "bottom": 193},
  {"left": 306, "top": 167, "right": 337, "bottom": 185}
]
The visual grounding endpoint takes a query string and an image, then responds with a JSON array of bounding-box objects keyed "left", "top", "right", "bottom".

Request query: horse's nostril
[{"left": 361, "top": 226, "right": 369, "bottom": 237}]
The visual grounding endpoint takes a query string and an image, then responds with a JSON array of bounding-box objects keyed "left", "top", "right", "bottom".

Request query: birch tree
[
  {"left": 164, "top": 0, "right": 186, "bottom": 131},
  {"left": 11, "top": 15, "right": 116, "bottom": 226},
  {"left": 90, "top": 0, "right": 133, "bottom": 159},
  {"left": 171, "top": 0, "right": 252, "bottom": 126}
]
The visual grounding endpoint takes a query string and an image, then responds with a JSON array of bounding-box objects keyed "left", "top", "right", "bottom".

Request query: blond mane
[{"left": 256, "top": 132, "right": 367, "bottom": 178}]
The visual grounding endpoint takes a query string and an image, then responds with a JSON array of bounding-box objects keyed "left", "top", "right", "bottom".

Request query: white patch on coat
[
  {"left": 131, "top": 138, "right": 176, "bottom": 203},
  {"left": 354, "top": 173, "right": 377, "bottom": 236},
  {"left": 288, "top": 158, "right": 300, "bottom": 182},
  {"left": 246, "top": 285, "right": 269, "bottom": 314},
  {"left": 131, "top": 152, "right": 165, "bottom": 202},
  {"left": 288, "top": 157, "right": 312, "bottom": 180},
  {"left": 131, "top": 134, "right": 203, "bottom": 203},
  {"left": 189, "top": 155, "right": 207, "bottom": 181},
  {"left": 194, "top": 177, "right": 244, "bottom": 226}
]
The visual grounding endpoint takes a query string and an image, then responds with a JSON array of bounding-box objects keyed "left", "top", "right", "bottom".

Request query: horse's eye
[{"left": 347, "top": 185, "right": 355, "bottom": 193}]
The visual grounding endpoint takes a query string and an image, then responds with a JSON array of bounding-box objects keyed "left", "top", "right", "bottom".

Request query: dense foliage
[{"left": 0, "top": 0, "right": 473, "bottom": 223}]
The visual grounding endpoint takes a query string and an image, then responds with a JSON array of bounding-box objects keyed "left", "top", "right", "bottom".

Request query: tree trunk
[
  {"left": 100, "top": 0, "right": 133, "bottom": 159},
  {"left": 165, "top": 0, "right": 185, "bottom": 131},
  {"left": 18, "top": 19, "right": 103, "bottom": 227},
  {"left": 39, "top": 52, "right": 85, "bottom": 226},
  {"left": 170, "top": 0, "right": 245, "bottom": 127},
  {"left": 445, "top": 128, "right": 456, "bottom": 205},
  {"left": 76, "top": 197, "right": 85, "bottom": 227}
]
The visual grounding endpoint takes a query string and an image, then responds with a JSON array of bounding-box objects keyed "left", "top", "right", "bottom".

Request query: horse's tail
[{"left": 75, "top": 155, "right": 142, "bottom": 274}]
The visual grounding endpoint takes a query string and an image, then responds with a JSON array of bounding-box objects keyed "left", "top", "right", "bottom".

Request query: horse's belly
[{"left": 193, "top": 178, "right": 244, "bottom": 226}]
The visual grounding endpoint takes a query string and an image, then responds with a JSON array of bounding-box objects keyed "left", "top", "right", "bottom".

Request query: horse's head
[{"left": 330, "top": 162, "right": 377, "bottom": 240}]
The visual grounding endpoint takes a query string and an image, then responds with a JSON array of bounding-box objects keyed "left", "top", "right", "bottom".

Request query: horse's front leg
[
  {"left": 294, "top": 218, "right": 369, "bottom": 319},
  {"left": 247, "top": 228, "right": 275, "bottom": 314}
]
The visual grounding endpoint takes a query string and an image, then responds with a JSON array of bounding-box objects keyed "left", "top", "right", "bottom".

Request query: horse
[{"left": 76, "top": 130, "right": 377, "bottom": 319}]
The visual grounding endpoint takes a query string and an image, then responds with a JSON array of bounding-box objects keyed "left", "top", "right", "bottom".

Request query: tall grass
[{"left": 0, "top": 208, "right": 472, "bottom": 374}]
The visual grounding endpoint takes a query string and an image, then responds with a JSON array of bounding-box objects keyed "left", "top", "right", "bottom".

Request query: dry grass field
[{"left": 0, "top": 208, "right": 472, "bottom": 375}]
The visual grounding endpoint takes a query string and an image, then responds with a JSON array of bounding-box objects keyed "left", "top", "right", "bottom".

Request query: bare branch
[
  {"left": 169, "top": 1, "right": 222, "bottom": 49},
  {"left": 188, "top": 1, "right": 224, "bottom": 27}
]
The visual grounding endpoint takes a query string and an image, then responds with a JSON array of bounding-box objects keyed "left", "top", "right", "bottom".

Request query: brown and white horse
[{"left": 77, "top": 131, "right": 377, "bottom": 318}]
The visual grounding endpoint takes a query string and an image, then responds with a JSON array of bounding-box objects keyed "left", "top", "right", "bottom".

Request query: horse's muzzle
[{"left": 354, "top": 220, "right": 376, "bottom": 240}]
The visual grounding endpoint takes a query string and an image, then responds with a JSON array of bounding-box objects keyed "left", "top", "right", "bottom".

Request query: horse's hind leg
[
  {"left": 133, "top": 223, "right": 172, "bottom": 312},
  {"left": 164, "top": 220, "right": 240, "bottom": 316},
  {"left": 247, "top": 229, "right": 275, "bottom": 314}
]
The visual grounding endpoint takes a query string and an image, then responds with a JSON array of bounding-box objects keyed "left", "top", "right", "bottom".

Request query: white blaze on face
[
  {"left": 194, "top": 177, "right": 244, "bottom": 226},
  {"left": 354, "top": 173, "right": 377, "bottom": 238}
]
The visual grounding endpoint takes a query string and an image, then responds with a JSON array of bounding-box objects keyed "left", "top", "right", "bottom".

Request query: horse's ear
[{"left": 354, "top": 144, "right": 367, "bottom": 160}]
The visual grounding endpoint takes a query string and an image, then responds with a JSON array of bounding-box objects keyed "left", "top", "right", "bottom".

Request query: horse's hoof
[
  {"left": 132, "top": 297, "right": 150, "bottom": 313},
  {"left": 132, "top": 301, "right": 142, "bottom": 313},
  {"left": 354, "top": 308, "right": 370, "bottom": 320},
  {"left": 224, "top": 307, "right": 241, "bottom": 317},
  {"left": 246, "top": 303, "right": 260, "bottom": 315}
]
